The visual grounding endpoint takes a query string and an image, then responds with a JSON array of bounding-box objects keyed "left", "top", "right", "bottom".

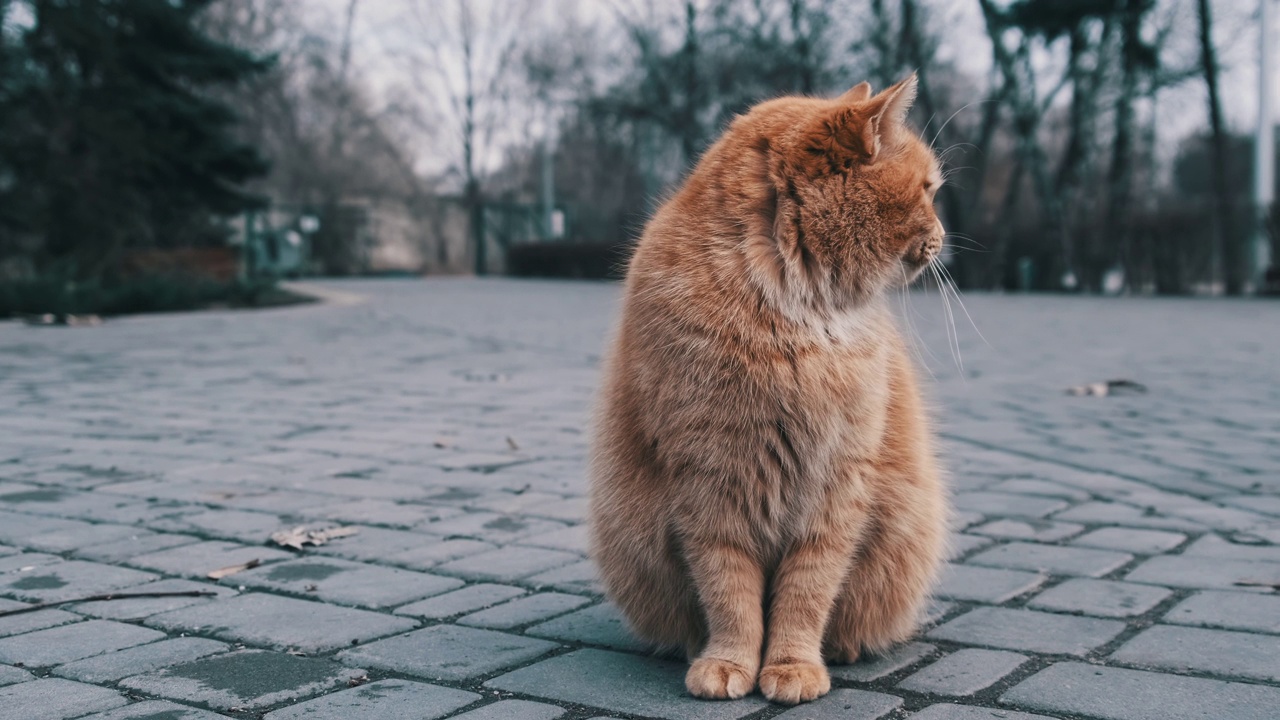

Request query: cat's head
[{"left": 733, "top": 75, "right": 944, "bottom": 308}]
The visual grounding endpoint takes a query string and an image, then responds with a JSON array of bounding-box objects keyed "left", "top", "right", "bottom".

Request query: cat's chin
[{"left": 897, "top": 258, "right": 929, "bottom": 286}]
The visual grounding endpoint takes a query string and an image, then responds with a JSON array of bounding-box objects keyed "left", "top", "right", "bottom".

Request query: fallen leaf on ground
[
  {"left": 506, "top": 436, "right": 520, "bottom": 451},
  {"left": 1234, "top": 578, "right": 1280, "bottom": 590},
  {"left": 269, "top": 525, "right": 359, "bottom": 550},
  {"left": 1066, "top": 379, "right": 1147, "bottom": 397},
  {"left": 207, "top": 559, "right": 261, "bottom": 579}
]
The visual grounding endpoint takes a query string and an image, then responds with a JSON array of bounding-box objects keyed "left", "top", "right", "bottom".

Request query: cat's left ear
[{"left": 857, "top": 73, "right": 918, "bottom": 162}]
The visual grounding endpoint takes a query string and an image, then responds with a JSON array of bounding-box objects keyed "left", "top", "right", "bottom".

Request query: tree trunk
[{"left": 1197, "top": 0, "right": 1238, "bottom": 295}]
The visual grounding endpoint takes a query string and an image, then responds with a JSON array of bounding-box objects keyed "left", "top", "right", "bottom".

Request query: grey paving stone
[
  {"left": 0, "top": 664, "right": 32, "bottom": 686},
  {"left": 1163, "top": 590, "right": 1280, "bottom": 633},
  {"left": 149, "top": 508, "right": 291, "bottom": 543},
  {"left": 909, "top": 704, "right": 1057, "bottom": 720},
  {"left": 383, "top": 538, "right": 498, "bottom": 570},
  {"left": 54, "top": 637, "right": 229, "bottom": 683},
  {"left": 338, "top": 624, "right": 557, "bottom": 681},
  {"left": 830, "top": 642, "right": 936, "bottom": 682},
  {"left": 0, "top": 600, "right": 79, "bottom": 638},
  {"left": 224, "top": 557, "right": 462, "bottom": 609},
  {"left": 928, "top": 607, "right": 1125, "bottom": 657},
  {"left": 77, "top": 699, "right": 231, "bottom": 720},
  {"left": 459, "top": 592, "right": 592, "bottom": 629},
  {"left": 966, "top": 542, "right": 1133, "bottom": 577},
  {"left": 947, "top": 534, "right": 993, "bottom": 560},
  {"left": 0, "top": 560, "right": 158, "bottom": 603},
  {"left": 24, "top": 522, "right": 151, "bottom": 554},
  {"left": 897, "top": 649, "right": 1028, "bottom": 696},
  {"left": 1052, "top": 502, "right": 1208, "bottom": 532},
  {"left": 1026, "top": 578, "right": 1173, "bottom": 618},
  {"left": 1000, "top": 661, "right": 1280, "bottom": 720},
  {"left": 394, "top": 583, "right": 526, "bottom": 619},
  {"left": 0, "top": 619, "right": 165, "bottom": 667},
  {"left": 145, "top": 593, "right": 416, "bottom": 653},
  {"left": 69, "top": 578, "right": 237, "bottom": 621},
  {"left": 935, "top": 563, "right": 1045, "bottom": 603},
  {"left": 1111, "top": 625, "right": 1280, "bottom": 682},
  {"left": 526, "top": 559, "right": 602, "bottom": 594},
  {"left": 450, "top": 699, "right": 566, "bottom": 720},
  {"left": 0, "top": 551, "right": 62, "bottom": 573},
  {"left": 418, "top": 511, "right": 569, "bottom": 543},
  {"left": 126, "top": 541, "right": 294, "bottom": 579},
  {"left": 970, "top": 518, "right": 1085, "bottom": 542},
  {"left": 71, "top": 532, "right": 201, "bottom": 563},
  {"left": 307, "top": 526, "right": 437, "bottom": 563},
  {"left": 0, "top": 678, "right": 127, "bottom": 720},
  {"left": 434, "top": 545, "right": 580, "bottom": 582},
  {"left": 1180, "top": 533, "right": 1280, "bottom": 561},
  {"left": 485, "top": 648, "right": 769, "bottom": 720},
  {"left": 517, "top": 524, "right": 589, "bottom": 553},
  {"left": 1069, "top": 527, "right": 1186, "bottom": 554},
  {"left": 119, "top": 649, "right": 366, "bottom": 712},
  {"left": 262, "top": 679, "right": 479, "bottom": 720},
  {"left": 772, "top": 688, "right": 902, "bottom": 719},
  {"left": 951, "top": 492, "right": 1067, "bottom": 518},
  {"left": 1124, "top": 555, "right": 1280, "bottom": 591},
  {"left": 526, "top": 602, "right": 647, "bottom": 652}
]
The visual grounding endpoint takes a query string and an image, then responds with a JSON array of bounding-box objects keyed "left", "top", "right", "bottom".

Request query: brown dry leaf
[
  {"left": 269, "top": 525, "right": 359, "bottom": 550},
  {"left": 207, "top": 559, "right": 261, "bottom": 580},
  {"left": 506, "top": 436, "right": 520, "bottom": 451},
  {"left": 1234, "top": 578, "right": 1280, "bottom": 590}
]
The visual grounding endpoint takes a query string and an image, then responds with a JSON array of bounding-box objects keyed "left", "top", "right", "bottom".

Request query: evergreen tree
[{"left": 0, "top": 0, "right": 269, "bottom": 279}]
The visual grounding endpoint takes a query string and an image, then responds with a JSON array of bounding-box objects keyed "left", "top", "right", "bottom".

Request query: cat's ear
[
  {"left": 837, "top": 81, "right": 872, "bottom": 104},
  {"left": 857, "top": 73, "right": 918, "bottom": 162}
]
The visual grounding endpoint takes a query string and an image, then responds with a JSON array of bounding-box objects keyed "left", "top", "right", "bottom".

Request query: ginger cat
[{"left": 588, "top": 75, "right": 949, "bottom": 705}]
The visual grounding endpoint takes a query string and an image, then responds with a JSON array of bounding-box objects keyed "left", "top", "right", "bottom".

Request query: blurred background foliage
[{"left": 0, "top": 0, "right": 1277, "bottom": 312}]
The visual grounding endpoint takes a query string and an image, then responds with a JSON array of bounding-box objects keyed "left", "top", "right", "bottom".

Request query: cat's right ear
[{"left": 822, "top": 74, "right": 917, "bottom": 164}]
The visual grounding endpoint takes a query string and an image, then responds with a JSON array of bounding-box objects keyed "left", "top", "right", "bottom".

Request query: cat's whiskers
[
  {"left": 897, "top": 272, "right": 940, "bottom": 379},
  {"left": 928, "top": 260, "right": 963, "bottom": 373},
  {"left": 932, "top": 255, "right": 989, "bottom": 349}
]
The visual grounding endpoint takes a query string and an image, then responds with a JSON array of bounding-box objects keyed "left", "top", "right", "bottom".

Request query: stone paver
[
  {"left": 262, "top": 679, "right": 479, "bottom": 720},
  {"left": 897, "top": 649, "right": 1029, "bottom": 696},
  {"left": 54, "top": 637, "right": 228, "bottom": 683},
  {"left": 0, "top": 678, "right": 127, "bottom": 719},
  {"left": 928, "top": 607, "right": 1126, "bottom": 656},
  {"left": 224, "top": 557, "right": 462, "bottom": 609},
  {"left": 0, "top": 619, "right": 165, "bottom": 667},
  {"left": 78, "top": 700, "right": 231, "bottom": 720},
  {"left": 486, "top": 648, "right": 769, "bottom": 719},
  {"left": 459, "top": 591, "right": 591, "bottom": 629},
  {"left": 1111, "top": 625, "right": 1280, "bottom": 682},
  {"left": 145, "top": 593, "right": 416, "bottom": 653},
  {"left": 772, "top": 688, "right": 902, "bottom": 718},
  {"left": 966, "top": 542, "right": 1133, "bottom": 577},
  {"left": 119, "top": 649, "right": 365, "bottom": 711},
  {"left": 1162, "top": 590, "right": 1280, "bottom": 633},
  {"left": 1001, "top": 662, "right": 1280, "bottom": 720},
  {"left": 1026, "top": 578, "right": 1173, "bottom": 618},
  {"left": 393, "top": 583, "right": 526, "bottom": 619},
  {"left": 2, "top": 281, "right": 1279, "bottom": 718},
  {"left": 450, "top": 700, "right": 566, "bottom": 720},
  {"left": 337, "top": 624, "right": 558, "bottom": 681}
]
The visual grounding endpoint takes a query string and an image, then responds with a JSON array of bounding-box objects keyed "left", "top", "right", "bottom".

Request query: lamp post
[{"left": 1256, "top": 0, "right": 1275, "bottom": 291}]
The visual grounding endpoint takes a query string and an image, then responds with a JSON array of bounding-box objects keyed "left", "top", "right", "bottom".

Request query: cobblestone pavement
[{"left": 2, "top": 278, "right": 1279, "bottom": 720}]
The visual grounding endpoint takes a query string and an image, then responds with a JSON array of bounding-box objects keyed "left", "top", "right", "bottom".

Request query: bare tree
[{"left": 402, "top": 0, "right": 535, "bottom": 275}]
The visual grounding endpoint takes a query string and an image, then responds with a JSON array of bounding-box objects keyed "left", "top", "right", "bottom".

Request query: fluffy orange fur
[{"left": 588, "top": 75, "right": 950, "bottom": 705}]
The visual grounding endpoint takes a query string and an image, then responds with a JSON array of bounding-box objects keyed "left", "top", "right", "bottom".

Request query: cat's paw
[
  {"left": 685, "top": 657, "right": 756, "bottom": 700},
  {"left": 824, "top": 643, "right": 861, "bottom": 665},
  {"left": 758, "top": 661, "right": 830, "bottom": 705}
]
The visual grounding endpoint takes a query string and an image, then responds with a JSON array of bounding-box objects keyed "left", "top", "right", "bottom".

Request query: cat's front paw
[
  {"left": 758, "top": 661, "right": 830, "bottom": 704},
  {"left": 685, "top": 657, "right": 756, "bottom": 700}
]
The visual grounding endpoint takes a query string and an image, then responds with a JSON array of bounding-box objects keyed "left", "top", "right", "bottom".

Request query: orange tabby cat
[{"left": 588, "top": 75, "right": 949, "bottom": 705}]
